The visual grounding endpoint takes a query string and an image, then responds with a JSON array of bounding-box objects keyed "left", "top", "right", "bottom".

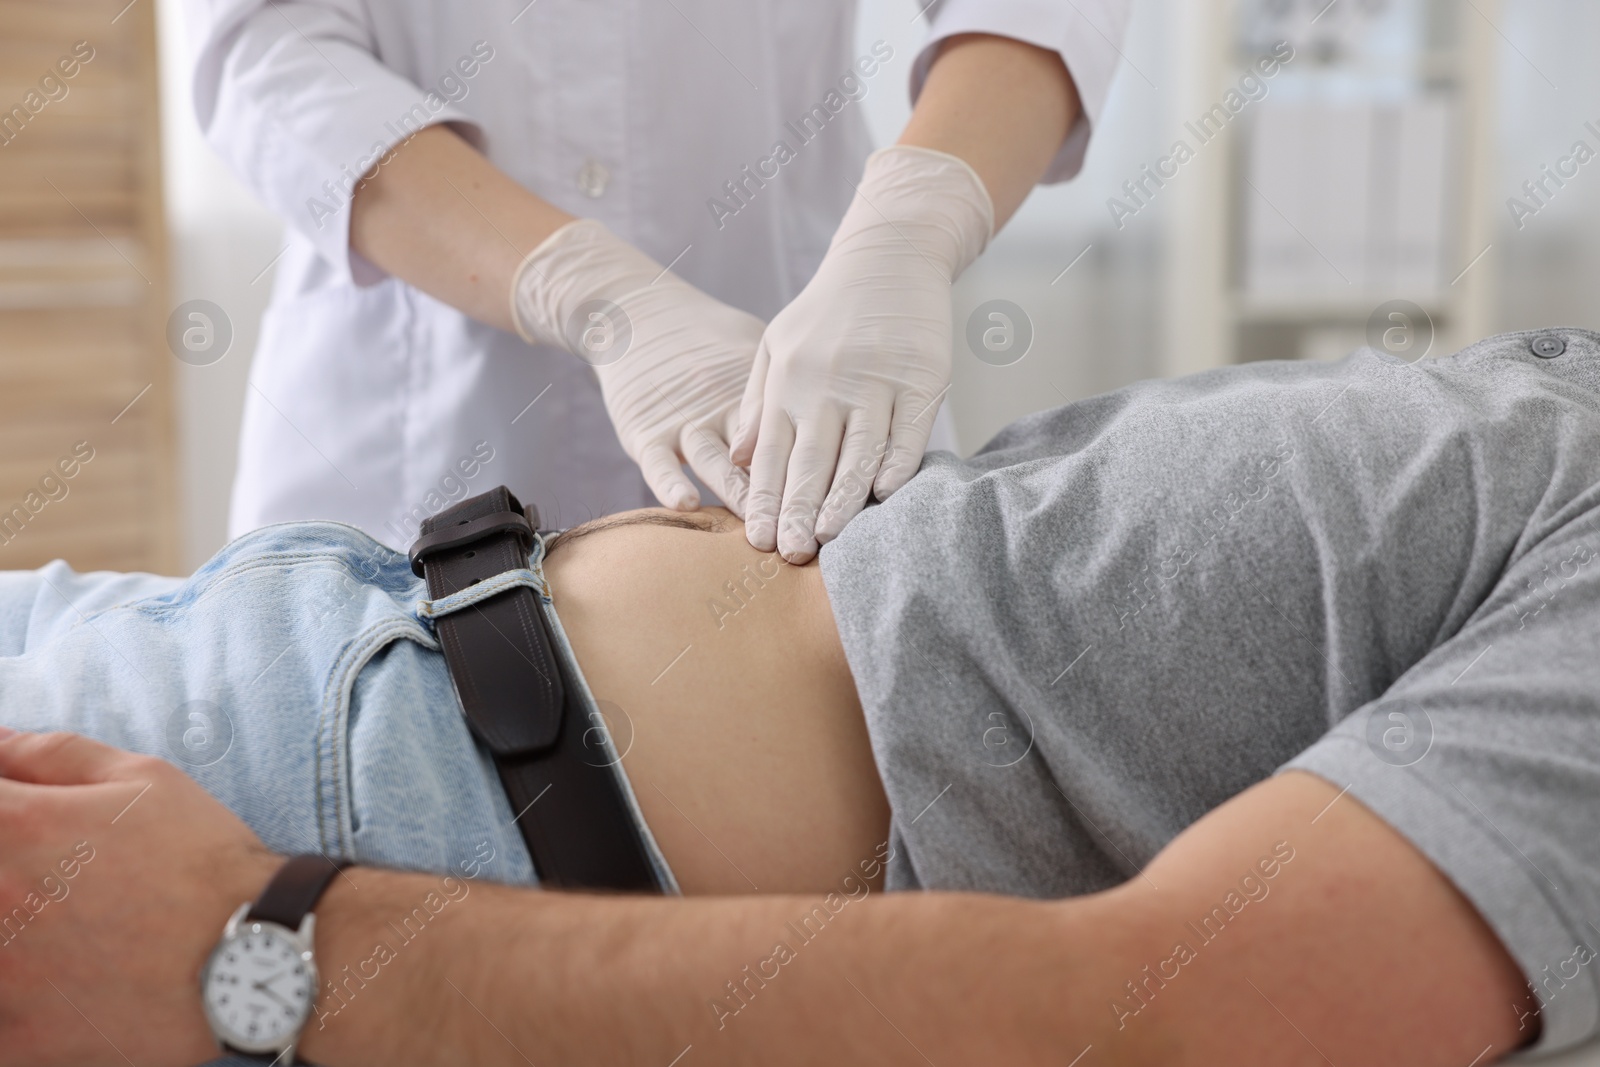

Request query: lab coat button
[
  {"left": 577, "top": 159, "right": 610, "bottom": 198},
  {"left": 1531, "top": 335, "right": 1566, "bottom": 359}
]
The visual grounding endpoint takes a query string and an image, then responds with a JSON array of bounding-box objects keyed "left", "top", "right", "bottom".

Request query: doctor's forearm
[
  {"left": 348, "top": 124, "right": 574, "bottom": 332},
  {"left": 900, "top": 34, "right": 1081, "bottom": 229}
]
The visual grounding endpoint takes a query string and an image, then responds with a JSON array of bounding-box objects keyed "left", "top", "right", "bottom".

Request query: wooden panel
[{"left": 0, "top": 0, "right": 176, "bottom": 573}]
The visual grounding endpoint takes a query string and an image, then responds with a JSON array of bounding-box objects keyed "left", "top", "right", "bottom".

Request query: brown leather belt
[{"left": 409, "top": 486, "right": 669, "bottom": 892}]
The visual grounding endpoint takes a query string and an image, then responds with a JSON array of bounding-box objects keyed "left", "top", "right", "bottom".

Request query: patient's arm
[
  {"left": 0, "top": 731, "right": 1533, "bottom": 1066},
  {"left": 1121, "top": 771, "right": 1537, "bottom": 1064},
  {"left": 292, "top": 771, "right": 1532, "bottom": 1067}
]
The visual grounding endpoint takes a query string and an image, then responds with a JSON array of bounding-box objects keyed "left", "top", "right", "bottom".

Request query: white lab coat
[{"left": 189, "top": 0, "right": 1130, "bottom": 547}]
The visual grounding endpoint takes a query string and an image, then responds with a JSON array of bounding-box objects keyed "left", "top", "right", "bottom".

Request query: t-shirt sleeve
[
  {"left": 909, "top": 0, "right": 1133, "bottom": 182},
  {"left": 1283, "top": 527, "right": 1600, "bottom": 1056},
  {"left": 186, "top": 0, "right": 483, "bottom": 286}
]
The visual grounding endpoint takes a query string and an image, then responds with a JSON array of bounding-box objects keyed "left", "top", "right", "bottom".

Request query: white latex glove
[
  {"left": 732, "top": 145, "right": 994, "bottom": 562},
  {"left": 511, "top": 218, "right": 762, "bottom": 514}
]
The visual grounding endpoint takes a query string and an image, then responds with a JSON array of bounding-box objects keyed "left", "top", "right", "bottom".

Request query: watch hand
[
  {"left": 255, "top": 984, "right": 296, "bottom": 1011},
  {"left": 252, "top": 969, "right": 286, "bottom": 989}
]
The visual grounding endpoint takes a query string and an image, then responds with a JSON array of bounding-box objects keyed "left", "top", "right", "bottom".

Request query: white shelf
[{"left": 1162, "top": 0, "right": 1500, "bottom": 370}]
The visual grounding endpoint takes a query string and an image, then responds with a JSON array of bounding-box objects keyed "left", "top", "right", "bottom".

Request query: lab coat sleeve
[
  {"left": 910, "top": 0, "right": 1133, "bottom": 183},
  {"left": 186, "top": 0, "right": 483, "bottom": 285}
]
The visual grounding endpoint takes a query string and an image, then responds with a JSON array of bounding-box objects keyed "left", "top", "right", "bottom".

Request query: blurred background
[{"left": 0, "top": 0, "right": 1597, "bottom": 578}]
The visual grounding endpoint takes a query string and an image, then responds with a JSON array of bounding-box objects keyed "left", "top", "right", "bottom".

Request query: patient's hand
[{"left": 0, "top": 729, "right": 279, "bottom": 1067}]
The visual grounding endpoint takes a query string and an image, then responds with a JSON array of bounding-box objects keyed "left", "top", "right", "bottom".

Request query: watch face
[{"left": 202, "top": 920, "right": 316, "bottom": 1053}]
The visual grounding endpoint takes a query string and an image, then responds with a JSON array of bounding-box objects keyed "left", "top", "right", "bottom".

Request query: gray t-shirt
[{"left": 820, "top": 329, "right": 1600, "bottom": 1054}]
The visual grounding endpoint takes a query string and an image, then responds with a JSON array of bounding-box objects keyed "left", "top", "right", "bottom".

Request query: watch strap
[{"left": 246, "top": 854, "right": 347, "bottom": 930}]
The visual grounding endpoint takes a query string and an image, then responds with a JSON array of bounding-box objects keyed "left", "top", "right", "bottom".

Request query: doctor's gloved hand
[
  {"left": 732, "top": 145, "right": 993, "bottom": 562},
  {"left": 511, "top": 219, "right": 762, "bottom": 515}
]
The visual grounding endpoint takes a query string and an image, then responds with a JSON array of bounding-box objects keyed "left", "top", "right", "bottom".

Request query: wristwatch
[{"left": 200, "top": 854, "right": 347, "bottom": 1064}]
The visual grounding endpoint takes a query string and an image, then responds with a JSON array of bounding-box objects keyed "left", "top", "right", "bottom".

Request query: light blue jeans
[{"left": 0, "top": 521, "right": 672, "bottom": 1064}]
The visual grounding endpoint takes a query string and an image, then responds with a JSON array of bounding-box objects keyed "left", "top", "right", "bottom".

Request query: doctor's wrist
[
  {"left": 836, "top": 144, "right": 995, "bottom": 281},
  {"left": 509, "top": 218, "right": 671, "bottom": 352}
]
